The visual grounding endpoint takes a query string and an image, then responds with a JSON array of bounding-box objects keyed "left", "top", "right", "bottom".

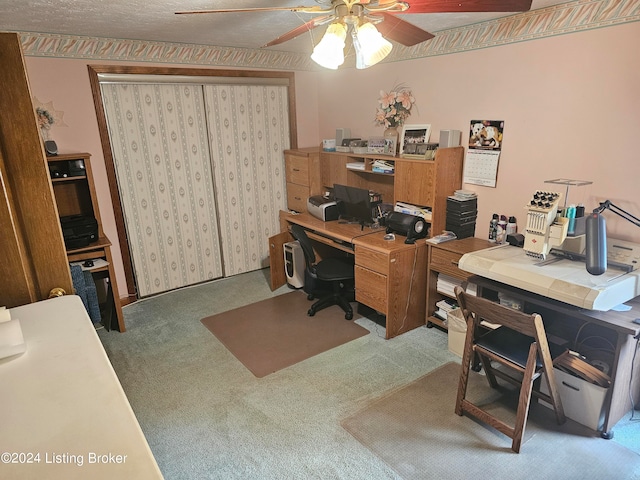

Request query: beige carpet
[
  {"left": 342, "top": 362, "right": 640, "bottom": 480},
  {"left": 201, "top": 291, "right": 369, "bottom": 378}
]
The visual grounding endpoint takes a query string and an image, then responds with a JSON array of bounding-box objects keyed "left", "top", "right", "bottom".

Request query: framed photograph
[
  {"left": 367, "top": 136, "right": 386, "bottom": 154},
  {"left": 383, "top": 136, "right": 397, "bottom": 156},
  {"left": 399, "top": 124, "right": 431, "bottom": 155}
]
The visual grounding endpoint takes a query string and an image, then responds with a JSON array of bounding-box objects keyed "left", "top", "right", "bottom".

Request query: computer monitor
[{"left": 333, "top": 184, "right": 374, "bottom": 226}]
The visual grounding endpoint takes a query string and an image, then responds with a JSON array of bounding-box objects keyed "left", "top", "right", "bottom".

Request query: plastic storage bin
[{"left": 540, "top": 367, "right": 608, "bottom": 430}]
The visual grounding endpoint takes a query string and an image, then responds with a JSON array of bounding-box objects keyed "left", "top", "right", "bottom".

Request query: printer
[
  {"left": 60, "top": 214, "right": 99, "bottom": 249},
  {"left": 307, "top": 195, "right": 339, "bottom": 222}
]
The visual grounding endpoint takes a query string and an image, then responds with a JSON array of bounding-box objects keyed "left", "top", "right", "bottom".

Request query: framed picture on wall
[{"left": 399, "top": 124, "right": 431, "bottom": 155}]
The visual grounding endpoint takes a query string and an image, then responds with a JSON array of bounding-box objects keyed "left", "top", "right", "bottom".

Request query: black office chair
[{"left": 290, "top": 224, "right": 355, "bottom": 320}]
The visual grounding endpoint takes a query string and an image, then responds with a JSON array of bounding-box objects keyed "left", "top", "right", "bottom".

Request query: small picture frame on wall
[{"left": 399, "top": 124, "right": 431, "bottom": 155}]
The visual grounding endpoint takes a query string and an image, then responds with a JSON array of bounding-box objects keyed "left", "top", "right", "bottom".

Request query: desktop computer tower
[{"left": 284, "top": 241, "right": 305, "bottom": 289}]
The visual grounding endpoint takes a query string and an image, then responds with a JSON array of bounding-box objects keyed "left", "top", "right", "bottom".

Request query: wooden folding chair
[{"left": 454, "top": 286, "right": 566, "bottom": 452}]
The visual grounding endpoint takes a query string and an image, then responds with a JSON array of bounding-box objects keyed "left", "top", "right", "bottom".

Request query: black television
[{"left": 333, "top": 184, "right": 374, "bottom": 226}]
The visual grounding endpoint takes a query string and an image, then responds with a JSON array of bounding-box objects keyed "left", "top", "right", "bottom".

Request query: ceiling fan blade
[
  {"left": 388, "top": 0, "right": 532, "bottom": 13},
  {"left": 375, "top": 13, "right": 434, "bottom": 47},
  {"left": 263, "top": 15, "right": 334, "bottom": 47},
  {"left": 176, "top": 6, "right": 325, "bottom": 15}
]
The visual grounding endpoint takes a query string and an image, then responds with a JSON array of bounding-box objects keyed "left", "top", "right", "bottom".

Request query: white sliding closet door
[
  {"left": 203, "top": 85, "right": 289, "bottom": 275},
  {"left": 101, "top": 83, "right": 223, "bottom": 297}
]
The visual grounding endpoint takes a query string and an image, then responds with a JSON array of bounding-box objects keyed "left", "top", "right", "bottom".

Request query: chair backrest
[
  {"left": 454, "top": 286, "right": 554, "bottom": 364},
  {"left": 290, "top": 224, "right": 316, "bottom": 268}
]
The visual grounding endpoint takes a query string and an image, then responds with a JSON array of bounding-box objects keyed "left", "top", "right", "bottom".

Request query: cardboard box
[
  {"left": 540, "top": 367, "right": 608, "bottom": 431},
  {"left": 447, "top": 308, "right": 467, "bottom": 357}
]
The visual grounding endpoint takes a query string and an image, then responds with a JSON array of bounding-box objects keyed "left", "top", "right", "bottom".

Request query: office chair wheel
[
  {"left": 345, "top": 311, "right": 353, "bottom": 320},
  {"left": 307, "top": 294, "right": 314, "bottom": 301},
  {"left": 307, "top": 308, "right": 316, "bottom": 317}
]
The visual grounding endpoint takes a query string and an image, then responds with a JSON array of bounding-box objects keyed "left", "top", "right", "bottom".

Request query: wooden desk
[
  {"left": 472, "top": 275, "right": 640, "bottom": 438},
  {"left": 0, "top": 296, "right": 162, "bottom": 479},
  {"left": 426, "top": 237, "right": 494, "bottom": 329},
  {"left": 270, "top": 212, "right": 427, "bottom": 339}
]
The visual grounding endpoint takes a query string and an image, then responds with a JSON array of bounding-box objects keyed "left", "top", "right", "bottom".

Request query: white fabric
[{"left": 0, "top": 296, "right": 163, "bottom": 479}]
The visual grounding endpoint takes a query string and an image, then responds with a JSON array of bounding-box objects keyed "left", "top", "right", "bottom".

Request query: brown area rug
[
  {"left": 342, "top": 362, "right": 640, "bottom": 480},
  {"left": 201, "top": 291, "right": 369, "bottom": 378}
]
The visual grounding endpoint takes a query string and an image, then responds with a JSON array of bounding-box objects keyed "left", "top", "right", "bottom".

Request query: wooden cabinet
[
  {"left": 0, "top": 33, "right": 73, "bottom": 307},
  {"left": 283, "top": 146, "right": 463, "bottom": 235},
  {"left": 354, "top": 236, "right": 428, "bottom": 338},
  {"left": 47, "top": 153, "right": 125, "bottom": 331},
  {"left": 284, "top": 148, "right": 322, "bottom": 213},
  {"left": 425, "top": 237, "right": 493, "bottom": 329},
  {"left": 318, "top": 146, "right": 464, "bottom": 237}
]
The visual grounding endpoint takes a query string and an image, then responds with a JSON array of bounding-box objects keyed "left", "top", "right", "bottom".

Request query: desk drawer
[
  {"left": 355, "top": 245, "right": 389, "bottom": 276},
  {"left": 355, "top": 265, "right": 387, "bottom": 313},
  {"left": 285, "top": 154, "right": 310, "bottom": 186},
  {"left": 430, "top": 248, "right": 468, "bottom": 279},
  {"left": 287, "top": 182, "right": 309, "bottom": 213}
]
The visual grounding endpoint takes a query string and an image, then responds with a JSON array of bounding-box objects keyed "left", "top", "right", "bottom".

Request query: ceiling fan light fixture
[
  {"left": 354, "top": 22, "right": 392, "bottom": 69},
  {"left": 311, "top": 22, "right": 347, "bottom": 69}
]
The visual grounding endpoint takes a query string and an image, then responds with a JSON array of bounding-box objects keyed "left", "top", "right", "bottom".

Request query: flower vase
[
  {"left": 384, "top": 126, "right": 399, "bottom": 155},
  {"left": 40, "top": 127, "right": 50, "bottom": 142}
]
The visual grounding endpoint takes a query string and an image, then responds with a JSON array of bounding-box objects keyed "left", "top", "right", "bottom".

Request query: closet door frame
[{"left": 88, "top": 65, "right": 297, "bottom": 303}]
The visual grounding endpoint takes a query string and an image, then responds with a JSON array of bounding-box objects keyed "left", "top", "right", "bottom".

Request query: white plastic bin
[{"left": 540, "top": 367, "right": 608, "bottom": 431}]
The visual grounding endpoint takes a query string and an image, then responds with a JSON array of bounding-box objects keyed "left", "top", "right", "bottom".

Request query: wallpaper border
[{"left": 15, "top": 0, "right": 640, "bottom": 71}]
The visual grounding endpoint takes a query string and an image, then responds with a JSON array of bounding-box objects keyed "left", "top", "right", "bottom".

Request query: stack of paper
[
  {"left": 394, "top": 201, "right": 432, "bottom": 220},
  {"left": 451, "top": 189, "right": 478, "bottom": 201},
  {"left": 371, "top": 159, "right": 394, "bottom": 174},
  {"left": 436, "top": 274, "right": 460, "bottom": 297},
  {"left": 435, "top": 298, "right": 458, "bottom": 321},
  {"left": 346, "top": 162, "right": 365, "bottom": 171},
  {"left": 436, "top": 274, "right": 477, "bottom": 297}
]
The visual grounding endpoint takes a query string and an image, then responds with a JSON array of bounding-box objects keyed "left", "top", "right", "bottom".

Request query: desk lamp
[{"left": 586, "top": 200, "right": 640, "bottom": 275}]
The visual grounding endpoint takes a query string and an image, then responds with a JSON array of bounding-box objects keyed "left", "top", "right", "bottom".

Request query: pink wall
[
  {"left": 313, "top": 22, "right": 640, "bottom": 244},
  {"left": 23, "top": 21, "right": 639, "bottom": 300}
]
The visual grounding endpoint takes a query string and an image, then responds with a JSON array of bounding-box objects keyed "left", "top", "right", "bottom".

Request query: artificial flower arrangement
[
  {"left": 374, "top": 85, "right": 415, "bottom": 129},
  {"left": 36, "top": 107, "right": 55, "bottom": 131}
]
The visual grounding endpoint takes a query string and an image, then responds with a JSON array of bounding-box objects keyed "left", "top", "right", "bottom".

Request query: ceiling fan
[
  {"left": 176, "top": 0, "right": 532, "bottom": 47},
  {"left": 176, "top": 1, "right": 532, "bottom": 68}
]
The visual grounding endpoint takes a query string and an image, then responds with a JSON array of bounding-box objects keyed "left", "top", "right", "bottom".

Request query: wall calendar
[{"left": 463, "top": 120, "right": 504, "bottom": 188}]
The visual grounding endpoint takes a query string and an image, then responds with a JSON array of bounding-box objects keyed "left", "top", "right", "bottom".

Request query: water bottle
[
  {"left": 489, "top": 214, "right": 499, "bottom": 242},
  {"left": 506, "top": 216, "right": 517, "bottom": 236},
  {"left": 496, "top": 215, "right": 507, "bottom": 244},
  {"left": 566, "top": 204, "right": 577, "bottom": 236}
]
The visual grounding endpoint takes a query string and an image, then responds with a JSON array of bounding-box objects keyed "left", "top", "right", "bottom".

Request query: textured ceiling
[{"left": 0, "top": 0, "right": 572, "bottom": 54}]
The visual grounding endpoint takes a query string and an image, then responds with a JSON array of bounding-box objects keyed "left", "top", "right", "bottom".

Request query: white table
[
  {"left": 458, "top": 244, "right": 640, "bottom": 310},
  {"left": 0, "top": 296, "right": 163, "bottom": 479}
]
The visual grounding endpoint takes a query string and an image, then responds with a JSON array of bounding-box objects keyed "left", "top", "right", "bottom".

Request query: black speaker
[
  {"left": 586, "top": 212, "right": 607, "bottom": 275},
  {"left": 385, "top": 212, "right": 428, "bottom": 244},
  {"left": 44, "top": 140, "right": 58, "bottom": 156}
]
